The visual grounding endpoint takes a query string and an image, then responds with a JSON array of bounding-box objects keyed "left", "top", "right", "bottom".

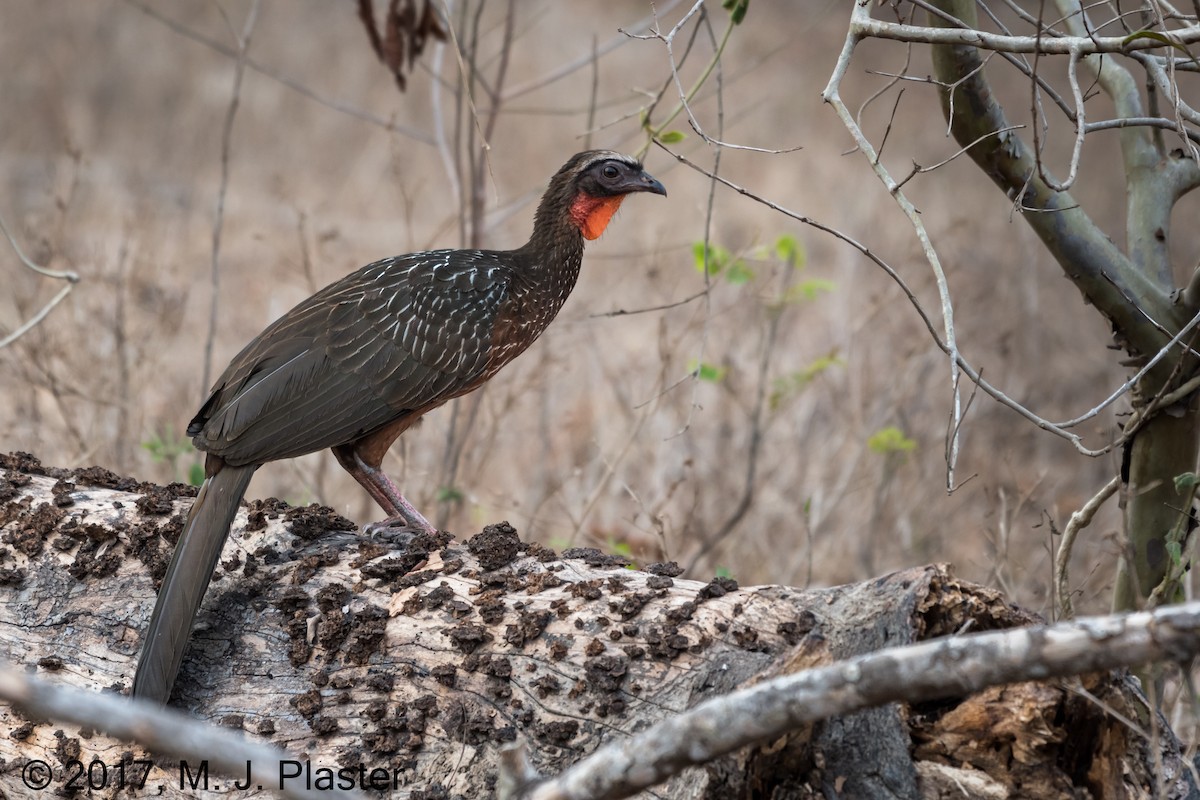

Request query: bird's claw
[{"left": 361, "top": 517, "right": 434, "bottom": 545}]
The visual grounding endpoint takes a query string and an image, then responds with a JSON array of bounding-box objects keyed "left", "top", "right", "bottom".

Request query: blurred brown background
[{"left": 0, "top": 1, "right": 1147, "bottom": 616}]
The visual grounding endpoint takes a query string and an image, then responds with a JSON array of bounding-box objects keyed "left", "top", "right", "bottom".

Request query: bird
[{"left": 132, "top": 150, "right": 666, "bottom": 705}]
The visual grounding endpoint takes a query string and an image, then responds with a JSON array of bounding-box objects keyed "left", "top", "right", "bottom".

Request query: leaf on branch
[
  {"left": 659, "top": 130, "right": 687, "bottom": 144},
  {"left": 722, "top": 0, "right": 749, "bottom": 25},
  {"left": 725, "top": 260, "right": 755, "bottom": 285},
  {"left": 1121, "top": 29, "right": 1199, "bottom": 65},
  {"left": 688, "top": 359, "right": 727, "bottom": 383},
  {"left": 692, "top": 241, "right": 732, "bottom": 277},
  {"left": 775, "top": 234, "right": 805, "bottom": 268}
]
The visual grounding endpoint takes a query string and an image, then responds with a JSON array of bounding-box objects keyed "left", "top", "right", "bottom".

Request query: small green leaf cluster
[{"left": 867, "top": 426, "right": 917, "bottom": 455}]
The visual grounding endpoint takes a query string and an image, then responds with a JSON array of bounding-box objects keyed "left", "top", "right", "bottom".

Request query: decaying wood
[{"left": 0, "top": 452, "right": 1195, "bottom": 799}]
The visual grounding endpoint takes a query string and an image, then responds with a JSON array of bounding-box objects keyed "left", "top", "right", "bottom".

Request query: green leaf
[
  {"left": 1122, "top": 29, "right": 1175, "bottom": 47},
  {"left": 692, "top": 241, "right": 730, "bottom": 276},
  {"left": 1122, "top": 30, "right": 1200, "bottom": 64},
  {"left": 1166, "top": 539, "right": 1183, "bottom": 566},
  {"left": 188, "top": 462, "right": 206, "bottom": 487},
  {"left": 715, "top": 565, "right": 734, "bottom": 579},
  {"left": 659, "top": 130, "right": 687, "bottom": 144},
  {"left": 1174, "top": 471, "right": 1199, "bottom": 494},
  {"left": 722, "top": 0, "right": 749, "bottom": 25},
  {"left": 688, "top": 358, "right": 727, "bottom": 382},
  {"left": 868, "top": 426, "right": 917, "bottom": 455},
  {"left": 774, "top": 234, "right": 804, "bottom": 267},
  {"left": 724, "top": 259, "right": 755, "bottom": 285}
]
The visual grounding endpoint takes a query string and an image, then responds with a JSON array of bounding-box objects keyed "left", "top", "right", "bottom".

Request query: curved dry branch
[
  {"left": 822, "top": 12, "right": 966, "bottom": 487},
  {"left": 0, "top": 211, "right": 80, "bottom": 350},
  {"left": 1054, "top": 475, "right": 1120, "bottom": 620}
]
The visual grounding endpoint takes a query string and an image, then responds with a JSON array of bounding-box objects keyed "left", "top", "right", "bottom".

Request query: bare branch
[
  {"left": 201, "top": 0, "right": 260, "bottom": 395},
  {"left": 0, "top": 211, "right": 80, "bottom": 349},
  {"left": 1054, "top": 475, "right": 1121, "bottom": 619},
  {"left": 589, "top": 289, "right": 707, "bottom": 319},
  {"left": 822, "top": 3, "right": 965, "bottom": 489},
  {"left": 854, "top": 13, "right": 1200, "bottom": 53}
]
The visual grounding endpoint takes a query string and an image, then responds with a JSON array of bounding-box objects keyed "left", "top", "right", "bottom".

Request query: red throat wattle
[{"left": 569, "top": 192, "right": 627, "bottom": 240}]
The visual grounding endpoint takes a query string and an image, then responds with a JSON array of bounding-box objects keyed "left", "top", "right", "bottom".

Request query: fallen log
[{"left": 0, "top": 453, "right": 1194, "bottom": 799}]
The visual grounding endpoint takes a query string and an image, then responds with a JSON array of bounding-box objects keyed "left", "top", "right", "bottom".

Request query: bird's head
[{"left": 537, "top": 150, "right": 667, "bottom": 242}]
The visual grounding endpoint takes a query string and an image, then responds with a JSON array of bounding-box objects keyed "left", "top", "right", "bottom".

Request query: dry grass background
[{"left": 1, "top": 0, "right": 1174, "bottom": 629}]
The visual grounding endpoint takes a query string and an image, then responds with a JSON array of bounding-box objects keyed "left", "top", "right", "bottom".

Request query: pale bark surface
[{"left": 0, "top": 453, "right": 1192, "bottom": 798}]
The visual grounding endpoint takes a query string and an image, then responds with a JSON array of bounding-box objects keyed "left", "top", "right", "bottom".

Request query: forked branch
[{"left": 0, "top": 211, "right": 80, "bottom": 350}]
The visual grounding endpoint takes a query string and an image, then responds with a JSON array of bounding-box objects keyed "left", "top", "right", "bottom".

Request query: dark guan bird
[{"left": 132, "top": 151, "right": 665, "bottom": 705}]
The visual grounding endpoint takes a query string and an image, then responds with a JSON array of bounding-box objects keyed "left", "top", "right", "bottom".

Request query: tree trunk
[
  {"left": 0, "top": 453, "right": 1192, "bottom": 798},
  {"left": 1116, "top": 401, "right": 1200, "bottom": 611}
]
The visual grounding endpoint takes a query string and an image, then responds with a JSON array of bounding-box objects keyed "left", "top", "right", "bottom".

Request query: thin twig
[
  {"left": 0, "top": 210, "right": 81, "bottom": 350},
  {"left": 894, "top": 124, "right": 1026, "bottom": 190},
  {"left": 201, "top": 0, "right": 260, "bottom": 394},
  {"left": 1055, "top": 474, "right": 1120, "bottom": 619},
  {"left": 589, "top": 289, "right": 708, "bottom": 319}
]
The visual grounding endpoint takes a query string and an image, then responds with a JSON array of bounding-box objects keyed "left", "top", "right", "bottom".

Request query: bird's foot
[{"left": 361, "top": 515, "right": 439, "bottom": 545}]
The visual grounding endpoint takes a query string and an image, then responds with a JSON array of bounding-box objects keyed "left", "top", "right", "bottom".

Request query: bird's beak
[{"left": 629, "top": 170, "right": 667, "bottom": 197}]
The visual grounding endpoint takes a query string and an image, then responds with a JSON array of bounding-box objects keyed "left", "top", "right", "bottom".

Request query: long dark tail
[{"left": 132, "top": 462, "right": 256, "bottom": 705}]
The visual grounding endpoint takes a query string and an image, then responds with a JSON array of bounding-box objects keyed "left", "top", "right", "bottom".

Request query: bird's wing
[{"left": 190, "top": 251, "right": 510, "bottom": 464}]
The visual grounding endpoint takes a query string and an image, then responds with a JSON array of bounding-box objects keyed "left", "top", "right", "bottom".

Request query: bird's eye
[{"left": 602, "top": 164, "right": 620, "bottom": 179}]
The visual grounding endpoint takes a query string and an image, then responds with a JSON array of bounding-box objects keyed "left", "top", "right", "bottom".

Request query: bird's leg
[{"left": 332, "top": 444, "right": 437, "bottom": 534}]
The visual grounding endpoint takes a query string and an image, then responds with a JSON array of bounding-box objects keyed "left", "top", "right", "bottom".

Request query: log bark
[{"left": 0, "top": 452, "right": 1193, "bottom": 799}]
